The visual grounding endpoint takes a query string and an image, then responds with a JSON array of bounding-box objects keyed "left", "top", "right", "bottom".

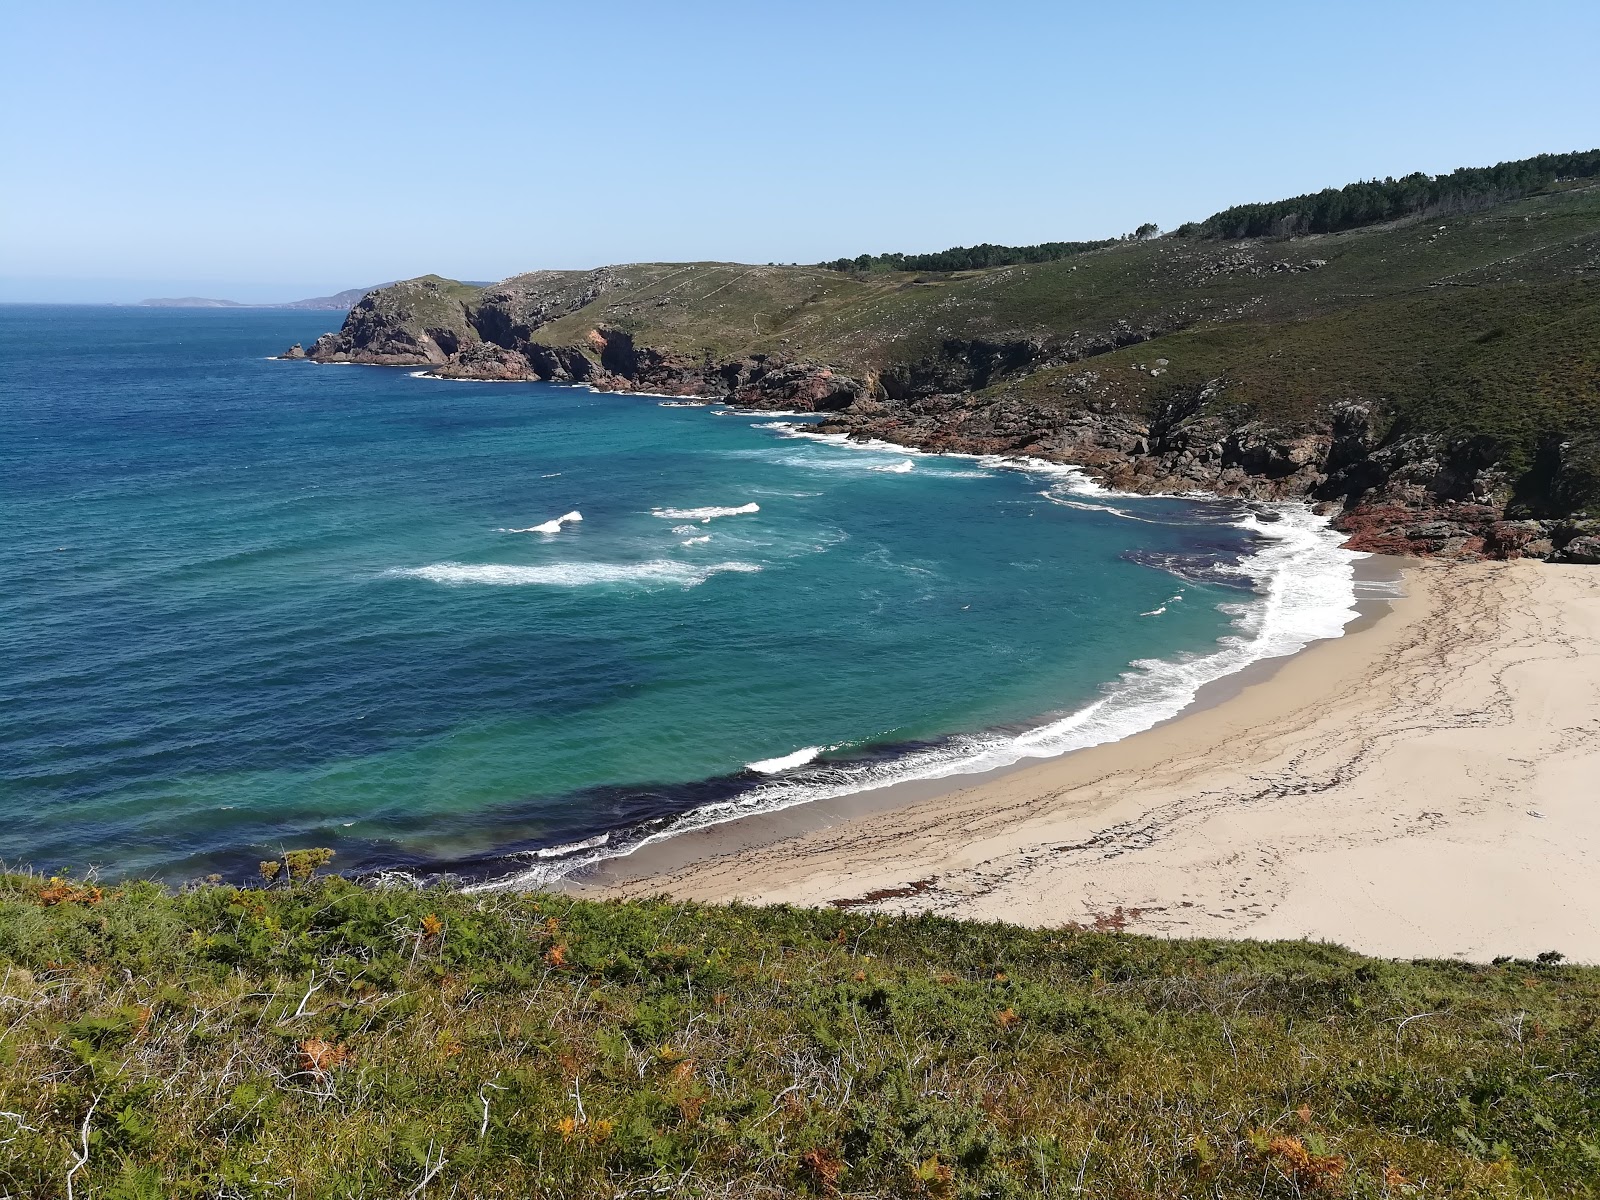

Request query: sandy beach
[{"left": 589, "top": 560, "right": 1600, "bottom": 962}]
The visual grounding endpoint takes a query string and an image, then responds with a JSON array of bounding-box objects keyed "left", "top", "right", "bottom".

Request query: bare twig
[
  {"left": 1393, "top": 1011, "right": 1441, "bottom": 1043},
  {"left": 0, "top": 1108, "right": 37, "bottom": 1146},
  {"left": 408, "top": 1141, "right": 448, "bottom": 1197},
  {"left": 478, "top": 1083, "right": 506, "bottom": 1140},
  {"left": 284, "top": 977, "right": 323, "bottom": 1022},
  {"left": 64, "top": 1091, "right": 103, "bottom": 1200}
]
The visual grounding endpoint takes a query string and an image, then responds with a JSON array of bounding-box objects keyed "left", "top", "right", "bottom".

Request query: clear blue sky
[{"left": 3, "top": 0, "right": 1596, "bottom": 303}]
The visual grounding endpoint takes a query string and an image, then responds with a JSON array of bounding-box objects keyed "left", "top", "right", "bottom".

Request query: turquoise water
[{"left": 0, "top": 306, "right": 1359, "bottom": 883}]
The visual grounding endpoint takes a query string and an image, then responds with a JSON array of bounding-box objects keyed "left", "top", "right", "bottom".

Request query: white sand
[{"left": 601, "top": 562, "right": 1600, "bottom": 962}]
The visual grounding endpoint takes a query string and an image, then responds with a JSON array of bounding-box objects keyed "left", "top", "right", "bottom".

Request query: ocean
[{"left": 0, "top": 306, "right": 1363, "bottom": 884}]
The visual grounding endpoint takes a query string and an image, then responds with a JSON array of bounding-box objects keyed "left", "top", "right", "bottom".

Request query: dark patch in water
[
  {"left": 1120, "top": 545, "right": 1257, "bottom": 589},
  {"left": 157, "top": 735, "right": 967, "bottom": 887}
]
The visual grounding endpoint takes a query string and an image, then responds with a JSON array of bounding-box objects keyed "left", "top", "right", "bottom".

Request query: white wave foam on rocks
[
  {"left": 406, "top": 370, "right": 526, "bottom": 384},
  {"left": 652, "top": 502, "right": 760, "bottom": 523},
  {"left": 746, "top": 745, "right": 824, "bottom": 774},
  {"left": 391, "top": 560, "right": 761, "bottom": 588},
  {"left": 761, "top": 422, "right": 1115, "bottom": 490},
  {"left": 470, "top": 503, "right": 1367, "bottom": 890},
  {"left": 502, "top": 510, "right": 582, "bottom": 534}
]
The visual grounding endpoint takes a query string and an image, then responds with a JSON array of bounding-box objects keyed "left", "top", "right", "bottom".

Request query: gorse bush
[{"left": 2, "top": 872, "right": 1598, "bottom": 1197}]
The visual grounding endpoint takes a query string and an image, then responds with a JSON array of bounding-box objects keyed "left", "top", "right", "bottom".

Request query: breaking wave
[
  {"left": 389, "top": 560, "right": 762, "bottom": 589},
  {"left": 746, "top": 745, "right": 824, "bottom": 774},
  {"left": 652, "top": 502, "right": 760, "bottom": 522},
  {"left": 502, "top": 510, "right": 583, "bottom": 534}
]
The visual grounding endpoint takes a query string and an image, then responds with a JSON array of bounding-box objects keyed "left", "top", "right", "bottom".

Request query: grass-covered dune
[{"left": 3, "top": 871, "right": 1597, "bottom": 1197}]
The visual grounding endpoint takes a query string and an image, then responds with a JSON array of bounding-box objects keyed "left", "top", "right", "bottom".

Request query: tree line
[
  {"left": 1180, "top": 148, "right": 1600, "bottom": 240},
  {"left": 823, "top": 149, "right": 1600, "bottom": 272},
  {"left": 821, "top": 225, "right": 1159, "bottom": 274}
]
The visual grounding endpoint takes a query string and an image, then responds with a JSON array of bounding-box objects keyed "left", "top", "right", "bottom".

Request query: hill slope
[
  {"left": 301, "top": 170, "right": 1600, "bottom": 561},
  {"left": 4, "top": 872, "right": 1599, "bottom": 1197}
]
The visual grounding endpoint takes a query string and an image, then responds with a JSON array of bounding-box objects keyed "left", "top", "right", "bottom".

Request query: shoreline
[
  {"left": 581, "top": 559, "right": 1600, "bottom": 964},
  {"left": 570, "top": 552, "right": 1410, "bottom": 892}
]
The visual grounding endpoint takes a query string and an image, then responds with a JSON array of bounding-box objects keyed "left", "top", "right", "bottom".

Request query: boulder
[
  {"left": 1557, "top": 535, "right": 1600, "bottom": 564},
  {"left": 430, "top": 342, "right": 534, "bottom": 381}
]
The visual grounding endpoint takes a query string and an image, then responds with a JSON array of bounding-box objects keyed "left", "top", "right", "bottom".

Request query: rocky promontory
[
  {"left": 291, "top": 175, "right": 1600, "bottom": 566},
  {"left": 302, "top": 271, "right": 872, "bottom": 410}
]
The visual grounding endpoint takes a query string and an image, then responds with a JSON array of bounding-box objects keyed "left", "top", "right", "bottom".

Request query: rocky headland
[{"left": 290, "top": 177, "right": 1600, "bottom": 564}]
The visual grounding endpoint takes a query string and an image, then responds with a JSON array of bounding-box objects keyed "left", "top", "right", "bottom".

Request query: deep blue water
[{"left": 0, "top": 306, "right": 1358, "bottom": 883}]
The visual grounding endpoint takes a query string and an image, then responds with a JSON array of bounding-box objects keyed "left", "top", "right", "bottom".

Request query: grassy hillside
[
  {"left": 514, "top": 184, "right": 1600, "bottom": 380},
  {"left": 3, "top": 872, "right": 1598, "bottom": 1197}
]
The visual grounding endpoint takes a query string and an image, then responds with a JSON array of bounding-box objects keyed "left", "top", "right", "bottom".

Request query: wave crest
[
  {"left": 746, "top": 745, "right": 824, "bottom": 774},
  {"left": 502, "top": 510, "right": 583, "bottom": 534},
  {"left": 390, "top": 560, "right": 761, "bottom": 588},
  {"left": 652, "top": 502, "right": 760, "bottom": 522}
]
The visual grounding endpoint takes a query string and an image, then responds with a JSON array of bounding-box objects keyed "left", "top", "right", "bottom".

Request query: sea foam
[
  {"left": 652, "top": 502, "right": 760, "bottom": 522},
  {"left": 746, "top": 745, "right": 824, "bottom": 774},
  {"left": 502, "top": 510, "right": 583, "bottom": 534},
  {"left": 391, "top": 560, "right": 761, "bottom": 588}
]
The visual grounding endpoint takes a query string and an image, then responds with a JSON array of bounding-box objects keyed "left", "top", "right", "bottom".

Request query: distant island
[
  {"left": 293, "top": 148, "right": 1600, "bottom": 566},
  {"left": 140, "top": 285, "right": 388, "bottom": 311}
]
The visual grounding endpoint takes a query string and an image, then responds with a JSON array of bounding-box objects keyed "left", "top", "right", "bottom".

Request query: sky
[{"left": 2, "top": 0, "right": 1597, "bottom": 303}]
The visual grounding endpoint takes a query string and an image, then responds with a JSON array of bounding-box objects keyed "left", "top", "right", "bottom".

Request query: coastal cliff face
[
  {"left": 298, "top": 184, "right": 1600, "bottom": 562},
  {"left": 810, "top": 387, "right": 1600, "bottom": 563}
]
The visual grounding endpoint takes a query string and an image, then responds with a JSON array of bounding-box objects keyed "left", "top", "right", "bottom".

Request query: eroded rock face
[
  {"left": 308, "top": 278, "right": 478, "bottom": 366},
  {"left": 730, "top": 363, "right": 865, "bottom": 411},
  {"left": 430, "top": 343, "right": 534, "bottom": 381},
  {"left": 279, "top": 343, "right": 306, "bottom": 359}
]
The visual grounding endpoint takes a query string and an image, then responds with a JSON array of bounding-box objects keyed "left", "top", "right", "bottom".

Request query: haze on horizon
[{"left": 3, "top": 0, "right": 1597, "bottom": 305}]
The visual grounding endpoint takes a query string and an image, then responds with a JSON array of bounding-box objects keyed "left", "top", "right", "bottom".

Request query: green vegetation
[
  {"left": 821, "top": 150, "right": 1598, "bottom": 270},
  {"left": 3, "top": 870, "right": 1599, "bottom": 1197},
  {"left": 1183, "top": 148, "right": 1600, "bottom": 240},
  {"left": 519, "top": 183, "right": 1600, "bottom": 380},
  {"left": 820, "top": 236, "right": 1126, "bottom": 274}
]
